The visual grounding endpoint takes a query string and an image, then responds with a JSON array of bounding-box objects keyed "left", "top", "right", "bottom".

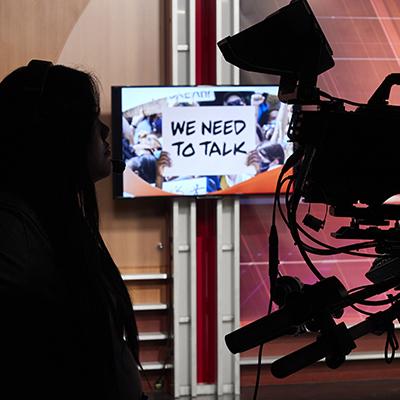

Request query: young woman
[{"left": 0, "top": 60, "right": 143, "bottom": 399}]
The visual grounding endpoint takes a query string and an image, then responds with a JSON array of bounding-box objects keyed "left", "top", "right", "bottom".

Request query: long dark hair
[{"left": 0, "top": 63, "right": 139, "bottom": 364}]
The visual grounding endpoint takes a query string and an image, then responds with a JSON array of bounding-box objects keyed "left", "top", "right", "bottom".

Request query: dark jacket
[{"left": 0, "top": 194, "right": 141, "bottom": 400}]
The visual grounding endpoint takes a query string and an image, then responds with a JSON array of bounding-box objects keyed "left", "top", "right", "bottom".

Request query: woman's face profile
[{"left": 87, "top": 117, "right": 112, "bottom": 182}]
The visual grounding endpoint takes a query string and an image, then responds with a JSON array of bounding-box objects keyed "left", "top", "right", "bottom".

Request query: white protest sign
[{"left": 162, "top": 106, "right": 256, "bottom": 176}]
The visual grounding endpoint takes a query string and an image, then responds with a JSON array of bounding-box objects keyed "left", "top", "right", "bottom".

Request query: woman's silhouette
[{"left": 0, "top": 60, "right": 143, "bottom": 399}]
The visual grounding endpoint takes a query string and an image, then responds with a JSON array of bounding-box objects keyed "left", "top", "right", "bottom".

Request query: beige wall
[{"left": 0, "top": 0, "right": 170, "bottom": 271}]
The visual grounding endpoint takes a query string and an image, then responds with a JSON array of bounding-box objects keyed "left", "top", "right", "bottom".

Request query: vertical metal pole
[
  {"left": 188, "top": 0, "right": 196, "bottom": 86},
  {"left": 215, "top": 1, "right": 242, "bottom": 394},
  {"left": 171, "top": 0, "right": 179, "bottom": 85},
  {"left": 172, "top": 0, "right": 196, "bottom": 86},
  {"left": 216, "top": 0, "right": 240, "bottom": 85},
  {"left": 173, "top": 199, "right": 197, "bottom": 397},
  {"left": 232, "top": 0, "right": 240, "bottom": 84},
  {"left": 189, "top": 200, "right": 197, "bottom": 397},
  {"left": 216, "top": 197, "right": 241, "bottom": 396},
  {"left": 171, "top": 0, "right": 197, "bottom": 397}
]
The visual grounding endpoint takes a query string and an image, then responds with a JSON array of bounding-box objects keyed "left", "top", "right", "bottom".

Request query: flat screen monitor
[{"left": 112, "top": 85, "right": 292, "bottom": 198}]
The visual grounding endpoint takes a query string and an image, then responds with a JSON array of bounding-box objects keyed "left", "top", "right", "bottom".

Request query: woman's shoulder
[
  {"left": 0, "top": 193, "right": 51, "bottom": 246},
  {"left": 0, "top": 192, "right": 55, "bottom": 296},
  {"left": 0, "top": 193, "right": 34, "bottom": 244}
]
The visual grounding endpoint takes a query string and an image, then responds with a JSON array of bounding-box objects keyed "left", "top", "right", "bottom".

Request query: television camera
[{"left": 218, "top": 0, "right": 400, "bottom": 380}]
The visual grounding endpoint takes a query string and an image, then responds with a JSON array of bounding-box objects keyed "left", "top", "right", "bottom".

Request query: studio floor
[
  {"left": 151, "top": 380, "right": 400, "bottom": 400},
  {"left": 241, "top": 380, "right": 400, "bottom": 400}
]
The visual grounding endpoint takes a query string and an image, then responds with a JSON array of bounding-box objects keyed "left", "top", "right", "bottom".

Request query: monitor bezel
[{"left": 111, "top": 84, "right": 282, "bottom": 200}]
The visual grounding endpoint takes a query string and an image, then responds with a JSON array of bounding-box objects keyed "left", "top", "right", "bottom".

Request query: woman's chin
[{"left": 92, "top": 161, "right": 112, "bottom": 182}]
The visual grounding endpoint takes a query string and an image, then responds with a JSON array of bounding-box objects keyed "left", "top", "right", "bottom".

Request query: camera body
[
  {"left": 218, "top": 0, "right": 400, "bottom": 379},
  {"left": 295, "top": 102, "right": 400, "bottom": 206}
]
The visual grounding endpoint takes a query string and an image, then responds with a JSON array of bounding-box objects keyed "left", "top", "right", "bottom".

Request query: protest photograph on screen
[{"left": 112, "top": 85, "right": 293, "bottom": 198}]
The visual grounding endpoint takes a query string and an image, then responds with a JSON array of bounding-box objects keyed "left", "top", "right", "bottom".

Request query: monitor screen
[{"left": 112, "top": 85, "right": 292, "bottom": 198}]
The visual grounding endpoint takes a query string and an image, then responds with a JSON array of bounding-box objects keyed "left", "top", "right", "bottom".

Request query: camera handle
[
  {"left": 271, "top": 320, "right": 355, "bottom": 378},
  {"left": 271, "top": 299, "right": 400, "bottom": 379},
  {"left": 367, "top": 73, "right": 400, "bottom": 106}
]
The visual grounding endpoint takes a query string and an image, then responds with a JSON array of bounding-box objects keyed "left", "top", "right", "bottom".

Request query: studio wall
[{"left": 0, "top": 0, "right": 170, "bottom": 273}]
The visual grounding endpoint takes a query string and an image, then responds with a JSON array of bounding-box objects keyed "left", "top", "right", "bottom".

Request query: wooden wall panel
[
  {"left": 126, "top": 281, "right": 169, "bottom": 305},
  {"left": 0, "top": 0, "right": 89, "bottom": 76},
  {"left": 136, "top": 312, "right": 170, "bottom": 333}
]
